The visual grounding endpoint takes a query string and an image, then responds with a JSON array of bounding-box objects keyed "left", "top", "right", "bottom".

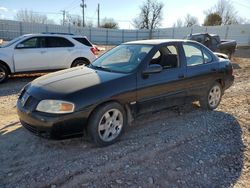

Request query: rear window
[
  {"left": 183, "top": 44, "right": 204, "bottom": 66},
  {"left": 73, "top": 37, "right": 92, "bottom": 47}
]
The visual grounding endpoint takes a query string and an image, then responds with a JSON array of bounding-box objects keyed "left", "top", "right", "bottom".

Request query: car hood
[{"left": 28, "top": 66, "right": 126, "bottom": 98}]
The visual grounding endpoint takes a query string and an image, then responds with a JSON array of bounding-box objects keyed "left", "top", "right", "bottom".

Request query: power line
[
  {"left": 86, "top": 6, "right": 98, "bottom": 23},
  {"left": 32, "top": 11, "right": 62, "bottom": 15},
  {"left": 63, "top": 0, "right": 79, "bottom": 10},
  {"left": 231, "top": 0, "right": 250, "bottom": 9},
  {"left": 67, "top": 4, "right": 80, "bottom": 11}
]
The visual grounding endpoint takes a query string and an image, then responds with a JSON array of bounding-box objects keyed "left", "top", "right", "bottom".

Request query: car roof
[
  {"left": 190, "top": 33, "right": 218, "bottom": 37},
  {"left": 22, "top": 33, "right": 87, "bottom": 38},
  {"left": 125, "top": 39, "right": 195, "bottom": 45}
]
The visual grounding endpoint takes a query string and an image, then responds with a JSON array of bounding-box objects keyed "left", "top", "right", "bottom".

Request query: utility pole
[
  {"left": 61, "top": 10, "right": 66, "bottom": 25},
  {"left": 80, "top": 0, "right": 86, "bottom": 27},
  {"left": 97, "top": 3, "right": 100, "bottom": 28}
]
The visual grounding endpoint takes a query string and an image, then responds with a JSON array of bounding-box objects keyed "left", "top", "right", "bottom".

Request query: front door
[
  {"left": 136, "top": 43, "right": 187, "bottom": 114},
  {"left": 14, "top": 37, "right": 49, "bottom": 72}
]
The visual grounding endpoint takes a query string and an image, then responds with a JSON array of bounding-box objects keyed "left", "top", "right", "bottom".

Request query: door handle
[
  {"left": 211, "top": 68, "right": 217, "bottom": 72},
  {"left": 178, "top": 74, "right": 185, "bottom": 79}
]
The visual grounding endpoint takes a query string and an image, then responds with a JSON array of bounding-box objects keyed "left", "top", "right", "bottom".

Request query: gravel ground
[{"left": 0, "top": 56, "right": 249, "bottom": 188}]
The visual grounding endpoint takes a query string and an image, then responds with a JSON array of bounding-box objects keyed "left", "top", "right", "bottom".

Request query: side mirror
[
  {"left": 143, "top": 64, "right": 163, "bottom": 75},
  {"left": 16, "top": 43, "right": 25, "bottom": 49},
  {"left": 197, "top": 38, "right": 202, "bottom": 43}
]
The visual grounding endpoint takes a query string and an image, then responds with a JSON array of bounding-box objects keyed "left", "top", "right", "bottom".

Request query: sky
[{"left": 0, "top": 0, "right": 250, "bottom": 29}]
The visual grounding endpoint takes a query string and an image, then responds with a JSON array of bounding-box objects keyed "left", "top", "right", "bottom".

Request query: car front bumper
[{"left": 17, "top": 99, "right": 90, "bottom": 138}]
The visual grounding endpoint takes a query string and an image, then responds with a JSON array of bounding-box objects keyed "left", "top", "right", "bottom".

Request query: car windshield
[
  {"left": 1, "top": 35, "right": 25, "bottom": 48},
  {"left": 90, "top": 44, "right": 153, "bottom": 73}
]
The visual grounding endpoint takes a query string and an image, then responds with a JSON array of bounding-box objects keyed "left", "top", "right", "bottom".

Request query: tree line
[
  {"left": 136, "top": 0, "right": 249, "bottom": 29},
  {"left": 15, "top": 0, "right": 249, "bottom": 29}
]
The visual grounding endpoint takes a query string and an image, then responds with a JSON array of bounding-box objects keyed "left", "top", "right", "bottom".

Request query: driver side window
[
  {"left": 19, "top": 37, "right": 39, "bottom": 48},
  {"left": 150, "top": 45, "right": 179, "bottom": 69},
  {"left": 18, "top": 37, "right": 46, "bottom": 49}
]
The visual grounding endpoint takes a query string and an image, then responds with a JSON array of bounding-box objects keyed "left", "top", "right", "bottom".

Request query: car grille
[
  {"left": 24, "top": 95, "right": 39, "bottom": 109},
  {"left": 19, "top": 91, "right": 39, "bottom": 111},
  {"left": 19, "top": 88, "right": 26, "bottom": 99}
]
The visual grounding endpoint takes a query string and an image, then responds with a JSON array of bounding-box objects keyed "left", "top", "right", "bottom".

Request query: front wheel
[
  {"left": 200, "top": 82, "right": 222, "bottom": 110},
  {"left": 87, "top": 102, "right": 126, "bottom": 146},
  {"left": 0, "top": 64, "right": 9, "bottom": 83}
]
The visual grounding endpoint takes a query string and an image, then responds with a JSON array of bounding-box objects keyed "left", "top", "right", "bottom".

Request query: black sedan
[{"left": 17, "top": 39, "right": 234, "bottom": 146}]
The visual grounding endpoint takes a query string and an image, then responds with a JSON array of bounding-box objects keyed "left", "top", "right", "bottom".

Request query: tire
[
  {"left": 87, "top": 102, "right": 127, "bottom": 146},
  {"left": 71, "top": 59, "right": 89, "bottom": 67},
  {"left": 200, "top": 82, "right": 222, "bottom": 110},
  {"left": 0, "top": 64, "right": 9, "bottom": 83}
]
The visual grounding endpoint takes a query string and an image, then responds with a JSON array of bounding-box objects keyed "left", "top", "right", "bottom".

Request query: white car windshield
[
  {"left": 91, "top": 44, "right": 153, "bottom": 73},
  {"left": 1, "top": 35, "right": 25, "bottom": 48}
]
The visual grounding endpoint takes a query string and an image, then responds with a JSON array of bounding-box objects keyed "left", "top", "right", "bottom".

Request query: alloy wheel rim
[
  {"left": 98, "top": 109, "right": 123, "bottom": 142},
  {"left": 208, "top": 85, "right": 221, "bottom": 108}
]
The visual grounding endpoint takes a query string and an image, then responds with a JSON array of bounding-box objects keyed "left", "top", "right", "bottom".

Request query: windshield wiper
[{"left": 92, "top": 65, "right": 113, "bottom": 72}]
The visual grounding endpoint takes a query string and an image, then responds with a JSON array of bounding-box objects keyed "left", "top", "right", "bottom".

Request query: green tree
[
  {"left": 204, "top": 13, "right": 222, "bottom": 26},
  {"left": 204, "top": 0, "right": 238, "bottom": 25},
  {"left": 100, "top": 18, "right": 119, "bottom": 29}
]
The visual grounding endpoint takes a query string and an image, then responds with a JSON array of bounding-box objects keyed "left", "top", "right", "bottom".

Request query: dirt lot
[{"left": 0, "top": 55, "right": 250, "bottom": 188}]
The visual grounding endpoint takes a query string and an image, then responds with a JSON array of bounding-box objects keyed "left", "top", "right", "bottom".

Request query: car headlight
[{"left": 36, "top": 100, "right": 75, "bottom": 114}]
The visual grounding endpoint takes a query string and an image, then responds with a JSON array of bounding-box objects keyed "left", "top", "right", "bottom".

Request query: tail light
[
  {"left": 230, "top": 67, "right": 233, "bottom": 75},
  {"left": 91, "top": 47, "right": 98, "bottom": 55},
  {"left": 228, "top": 64, "right": 233, "bottom": 75}
]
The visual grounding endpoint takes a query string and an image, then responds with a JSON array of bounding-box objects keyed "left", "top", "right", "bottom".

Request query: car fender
[
  {"left": 66, "top": 48, "right": 93, "bottom": 67},
  {"left": 78, "top": 47, "right": 96, "bottom": 62},
  {"left": 63, "top": 50, "right": 81, "bottom": 67},
  {"left": 0, "top": 51, "right": 15, "bottom": 73}
]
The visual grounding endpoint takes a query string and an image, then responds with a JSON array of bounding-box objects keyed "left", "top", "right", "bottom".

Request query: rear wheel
[
  {"left": 87, "top": 102, "right": 126, "bottom": 146},
  {"left": 200, "top": 82, "right": 222, "bottom": 110},
  {"left": 71, "top": 59, "right": 89, "bottom": 67},
  {"left": 0, "top": 64, "right": 9, "bottom": 83}
]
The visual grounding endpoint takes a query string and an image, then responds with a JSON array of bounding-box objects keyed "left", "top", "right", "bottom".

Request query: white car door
[
  {"left": 44, "top": 36, "right": 74, "bottom": 69},
  {"left": 14, "top": 37, "right": 50, "bottom": 72}
]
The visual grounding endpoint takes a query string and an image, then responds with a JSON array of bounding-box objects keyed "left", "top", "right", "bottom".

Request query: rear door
[
  {"left": 44, "top": 36, "right": 75, "bottom": 69},
  {"left": 182, "top": 42, "right": 219, "bottom": 96},
  {"left": 136, "top": 43, "right": 187, "bottom": 114},
  {"left": 14, "top": 37, "right": 49, "bottom": 71}
]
